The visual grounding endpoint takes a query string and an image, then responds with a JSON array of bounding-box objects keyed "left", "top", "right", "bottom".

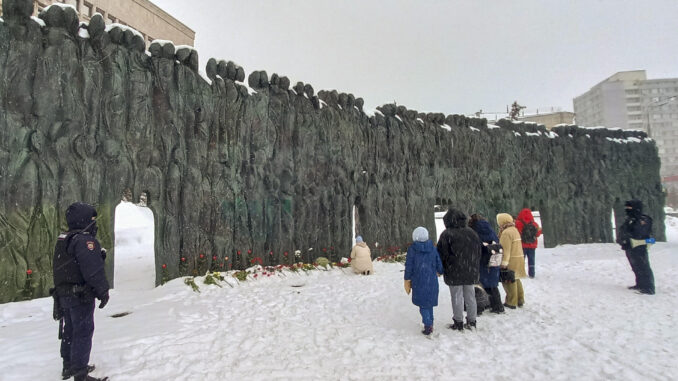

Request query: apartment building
[
  {"left": 1, "top": 0, "right": 195, "bottom": 47},
  {"left": 517, "top": 111, "right": 575, "bottom": 130},
  {"left": 574, "top": 70, "right": 678, "bottom": 203}
]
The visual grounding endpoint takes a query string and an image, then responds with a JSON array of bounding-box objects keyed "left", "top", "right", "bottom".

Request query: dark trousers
[
  {"left": 484, "top": 287, "right": 504, "bottom": 312},
  {"left": 523, "top": 248, "right": 536, "bottom": 277},
  {"left": 60, "top": 299, "right": 95, "bottom": 374},
  {"left": 626, "top": 247, "right": 655, "bottom": 293}
]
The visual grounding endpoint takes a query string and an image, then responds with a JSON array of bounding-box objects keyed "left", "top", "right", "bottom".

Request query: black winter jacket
[
  {"left": 437, "top": 209, "right": 482, "bottom": 286},
  {"left": 53, "top": 202, "right": 109, "bottom": 305}
]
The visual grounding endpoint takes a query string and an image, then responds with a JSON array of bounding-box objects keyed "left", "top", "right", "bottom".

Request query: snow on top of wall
[
  {"left": 469, "top": 126, "right": 480, "bottom": 132},
  {"left": 31, "top": 16, "right": 45, "bottom": 27},
  {"left": 525, "top": 131, "right": 541, "bottom": 137},
  {"left": 487, "top": 124, "right": 500, "bottom": 129},
  {"left": 606, "top": 137, "right": 646, "bottom": 144},
  {"left": 319, "top": 99, "right": 327, "bottom": 109},
  {"left": 106, "top": 23, "right": 143, "bottom": 39},
  {"left": 546, "top": 131, "right": 559, "bottom": 138},
  {"left": 151, "top": 39, "right": 175, "bottom": 46},
  {"left": 514, "top": 131, "right": 522, "bottom": 137},
  {"left": 44, "top": 3, "right": 77, "bottom": 12},
  {"left": 395, "top": 115, "right": 402, "bottom": 122},
  {"left": 416, "top": 118, "right": 424, "bottom": 124},
  {"left": 78, "top": 27, "right": 90, "bottom": 39},
  {"left": 175, "top": 44, "right": 196, "bottom": 52},
  {"left": 586, "top": 134, "right": 591, "bottom": 139},
  {"left": 440, "top": 124, "right": 452, "bottom": 131},
  {"left": 553, "top": 123, "right": 577, "bottom": 128}
]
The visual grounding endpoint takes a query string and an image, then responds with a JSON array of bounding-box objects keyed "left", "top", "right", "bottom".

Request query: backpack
[{"left": 521, "top": 222, "right": 538, "bottom": 244}]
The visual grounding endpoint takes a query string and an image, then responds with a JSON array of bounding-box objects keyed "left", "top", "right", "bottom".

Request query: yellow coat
[
  {"left": 496, "top": 213, "right": 527, "bottom": 279},
  {"left": 350, "top": 242, "right": 374, "bottom": 274}
]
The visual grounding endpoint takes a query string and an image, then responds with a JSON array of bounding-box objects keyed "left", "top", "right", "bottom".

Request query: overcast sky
[{"left": 151, "top": 0, "right": 678, "bottom": 117}]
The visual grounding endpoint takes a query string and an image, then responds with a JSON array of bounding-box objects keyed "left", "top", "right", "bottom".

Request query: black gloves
[
  {"left": 100, "top": 247, "right": 107, "bottom": 260},
  {"left": 98, "top": 291, "right": 109, "bottom": 309}
]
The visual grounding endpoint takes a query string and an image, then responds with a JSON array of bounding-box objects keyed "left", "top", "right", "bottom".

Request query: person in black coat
[
  {"left": 616, "top": 199, "right": 655, "bottom": 295},
  {"left": 52, "top": 202, "right": 110, "bottom": 381},
  {"left": 437, "top": 208, "right": 482, "bottom": 330}
]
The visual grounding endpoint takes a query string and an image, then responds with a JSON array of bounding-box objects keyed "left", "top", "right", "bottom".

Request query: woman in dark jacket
[
  {"left": 469, "top": 214, "right": 504, "bottom": 313},
  {"left": 404, "top": 227, "right": 443, "bottom": 336},
  {"left": 437, "top": 208, "right": 482, "bottom": 330}
]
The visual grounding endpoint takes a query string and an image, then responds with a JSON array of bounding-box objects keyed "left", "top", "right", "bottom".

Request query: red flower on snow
[
  {"left": 254, "top": 274, "right": 258, "bottom": 278},
  {"left": 347, "top": 258, "right": 352, "bottom": 263}
]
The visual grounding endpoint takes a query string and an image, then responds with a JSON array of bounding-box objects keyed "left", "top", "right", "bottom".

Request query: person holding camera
[
  {"left": 52, "top": 202, "right": 110, "bottom": 381},
  {"left": 496, "top": 213, "right": 527, "bottom": 309},
  {"left": 616, "top": 199, "right": 655, "bottom": 295}
]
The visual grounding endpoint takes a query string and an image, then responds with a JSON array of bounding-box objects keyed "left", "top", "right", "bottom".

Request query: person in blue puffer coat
[
  {"left": 469, "top": 214, "right": 504, "bottom": 314},
  {"left": 404, "top": 227, "right": 443, "bottom": 336}
]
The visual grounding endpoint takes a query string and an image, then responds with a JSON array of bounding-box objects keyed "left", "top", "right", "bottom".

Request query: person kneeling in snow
[
  {"left": 404, "top": 227, "right": 443, "bottom": 336},
  {"left": 350, "top": 236, "right": 374, "bottom": 275}
]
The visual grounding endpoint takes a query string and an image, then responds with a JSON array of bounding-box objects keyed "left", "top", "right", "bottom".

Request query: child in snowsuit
[{"left": 404, "top": 227, "right": 443, "bottom": 336}]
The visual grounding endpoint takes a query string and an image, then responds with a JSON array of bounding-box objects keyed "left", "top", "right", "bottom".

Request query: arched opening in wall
[
  {"left": 114, "top": 192, "right": 155, "bottom": 291},
  {"left": 530, "top": 209, "right": 544, "bottom": 249},
  {"left": 352, "top": 196, "right": 364, "bottom": 246},
  {"left": 434, "top": 204, "right": 446, "bottom": 243},
  {"left": 611, "top": 209, "right": 617, "bottom": 241}
]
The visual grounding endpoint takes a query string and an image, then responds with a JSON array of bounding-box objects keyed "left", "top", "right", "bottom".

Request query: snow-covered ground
[{"left": 1, "top": 211, "right": 677, "bottom": 380}]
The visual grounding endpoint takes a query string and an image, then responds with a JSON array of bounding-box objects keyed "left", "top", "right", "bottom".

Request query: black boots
[
  {"left": 62, "top": 364, "right": 95, "bottom": 380},
  {"left": 448, "top": 320, "right": 464, "bottom": 331},
  {"left": 74, "top": 374, "right": 109, "bottom": 381},
  {"left": 464, "top": 319, "right": 477, "bottom": 330},
  {"left": 421, "top": 325, "right": 433, "bottom": 336}
]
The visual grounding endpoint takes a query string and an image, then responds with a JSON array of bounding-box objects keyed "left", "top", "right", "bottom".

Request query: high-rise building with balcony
[{"left": 574, "top": 70, "right": 678, "bottom": 204}]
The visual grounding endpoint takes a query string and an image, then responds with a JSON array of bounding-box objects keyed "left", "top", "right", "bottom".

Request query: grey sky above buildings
[{"left": 152, "top": 0, "right": 678, "bottom": 117}]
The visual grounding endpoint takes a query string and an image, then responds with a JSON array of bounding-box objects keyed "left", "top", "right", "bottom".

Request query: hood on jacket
[
  {"left": 625, "top": 199, "right": 643, "bottom": 218},
  {"left": 411, "top": 239, "right": 435, "bottom": 252},
  {"left": 412, "top": 227, "right": 429, "bottom": 242},
  {"left": 471, "top": 219, "right": 499, "bottom": 243},
  {"left": 517, "top": 208, "right": 535, "bottom": 223},
  {"left": 443, "top": 208, "right": 467, "bottom": 229},
  {"left": 496, "top": 213, "right": 514, "bottom": 227},
  {"left": 355, "top": 235, "right": 364, "bottom": 243},
  {"left": 66, "top": 202, "right": 98, "bottom": 231}
]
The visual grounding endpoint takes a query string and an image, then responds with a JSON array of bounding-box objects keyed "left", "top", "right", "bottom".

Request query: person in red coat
[{"left": 515, "top": 208, "right": 542, "bottom": 278}]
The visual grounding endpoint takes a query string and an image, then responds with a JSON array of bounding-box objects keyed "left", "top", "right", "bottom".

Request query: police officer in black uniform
[
  {"left": 52, "top": 202, "right": 110, "bottom": 381},
  {"left": 616, "top": 199, "right": 655, "bottom": 295}
]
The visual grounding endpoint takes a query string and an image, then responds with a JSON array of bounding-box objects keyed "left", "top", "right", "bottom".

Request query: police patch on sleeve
[{"left": 87, "top": 241, "right": 95, "bottom": 251}]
